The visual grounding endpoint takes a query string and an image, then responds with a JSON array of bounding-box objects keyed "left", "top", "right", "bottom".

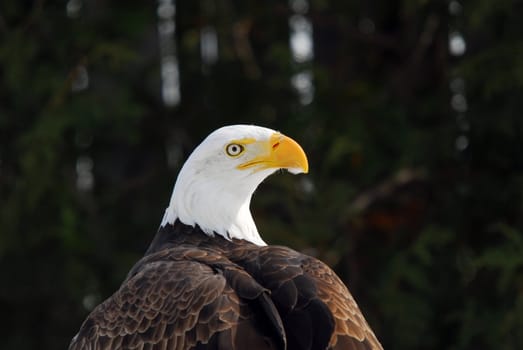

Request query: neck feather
[{"left": 160, "top": 172, "right": 267, "bottom": 246}]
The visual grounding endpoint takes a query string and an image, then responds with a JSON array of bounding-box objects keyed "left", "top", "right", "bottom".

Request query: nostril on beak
[{"left": 272, "top": 142, "right": 280, "bottom": 150}]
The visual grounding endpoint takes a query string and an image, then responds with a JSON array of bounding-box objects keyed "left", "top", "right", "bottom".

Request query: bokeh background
[{"left": 1, "top": 0, "right": 522, "bottom": 349}]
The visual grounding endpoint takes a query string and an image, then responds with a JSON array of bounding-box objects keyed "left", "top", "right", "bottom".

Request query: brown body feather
[{"left": 70, "top": 221, "right": 382, "bottom": 350}]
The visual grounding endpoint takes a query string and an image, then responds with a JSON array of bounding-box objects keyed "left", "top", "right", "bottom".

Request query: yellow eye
[{"left": 225, "top": 143, "right": 244, "bottom": 157}]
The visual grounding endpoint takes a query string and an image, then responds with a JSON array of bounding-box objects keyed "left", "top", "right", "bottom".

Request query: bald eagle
[{"left": 70, "top": 125, "right": 383, "bottom": 350}]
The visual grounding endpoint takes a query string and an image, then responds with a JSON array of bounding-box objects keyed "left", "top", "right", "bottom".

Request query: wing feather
[
  {"left": 70, "top": 247, "right": 285, "bottom": 350},
  {"left": 301, "top": 257, "right": 383, "bottom": 350},
  {"left": 229, "top": 244, "right": 383, "bottom": 350}
]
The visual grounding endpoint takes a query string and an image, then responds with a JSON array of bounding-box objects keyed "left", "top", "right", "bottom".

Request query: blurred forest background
[{"left": 1, "top": 0, "right": 523, "bottom": 349}]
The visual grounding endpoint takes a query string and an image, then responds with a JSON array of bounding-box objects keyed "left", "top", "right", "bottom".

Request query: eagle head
[{"left": 161, "top": 125, "right": 308, "bottom": 245}]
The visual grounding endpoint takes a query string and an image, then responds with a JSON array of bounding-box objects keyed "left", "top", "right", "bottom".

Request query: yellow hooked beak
[{"left": 237, "top": 133, "right": 309, "bottom": 174}]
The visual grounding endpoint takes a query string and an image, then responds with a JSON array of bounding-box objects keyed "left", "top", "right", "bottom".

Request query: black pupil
[{"left": 229, "top": 145, "right": 240, "bottom": 154}]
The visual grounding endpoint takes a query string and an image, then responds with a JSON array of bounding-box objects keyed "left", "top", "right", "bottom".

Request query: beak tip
[
  {"left": 287, "top": 161, "right": 309, "bottom": 175},
  {"left": 278, "top": 134, "right": 309, "bottom": 175}
]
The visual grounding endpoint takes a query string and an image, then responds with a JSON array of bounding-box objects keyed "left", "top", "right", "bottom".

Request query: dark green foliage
[{"left": 0, "top": 0, "right": 522, "bottom": 349}]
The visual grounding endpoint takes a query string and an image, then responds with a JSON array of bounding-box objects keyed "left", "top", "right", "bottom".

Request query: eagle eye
[{"left": 225, "top": 143, "right": 245, "bottom": 157}]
